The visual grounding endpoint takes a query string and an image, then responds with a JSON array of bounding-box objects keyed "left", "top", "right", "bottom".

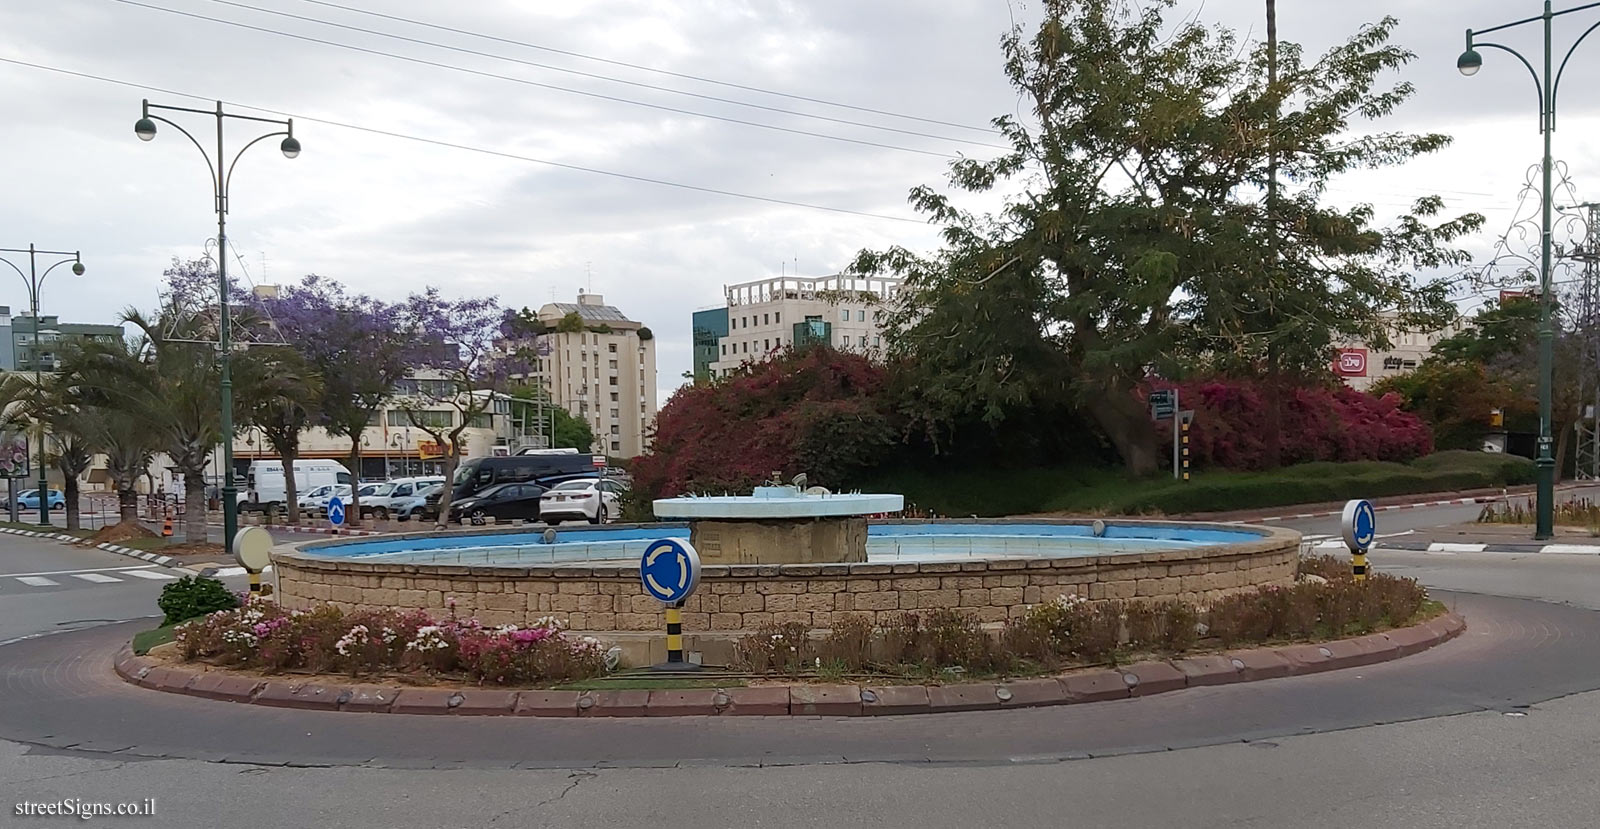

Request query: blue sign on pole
[
  {"left": 640, "top": 537, "right": 701, "bottom": 604},
  {"left": 1341, "top": 499, "right": 1376, "bottom": 552},
  {"left": 327, "top": 496, "right": 346, "bottom": 527}
]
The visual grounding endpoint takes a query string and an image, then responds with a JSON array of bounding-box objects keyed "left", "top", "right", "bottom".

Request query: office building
[{"left": 705, "top": 274, "right": 901, "bottom": 378}]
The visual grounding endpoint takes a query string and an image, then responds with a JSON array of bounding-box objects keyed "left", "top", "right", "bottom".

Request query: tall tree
[
  {"left": 396, "top": 289, "right": 518, "bottom": 523},
  {"left": 234, "top": 347, "right": 322, "bottom": 522},
  {"left": 58, "top": 340, "right": 157, "bottom": 523},
  {"left": 255, "top": 276, "right": 409, "bottom": 527},
  {"left": 38, "top": 376, "right": 95, "bottom": 531},
  {"left": 853, "top": 0, "right": 1480, "bottom": 473}
]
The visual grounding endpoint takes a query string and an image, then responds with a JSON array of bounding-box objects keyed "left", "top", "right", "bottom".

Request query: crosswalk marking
[
  {"left": 15, "top": 576, "right": 59, "bottom": 587},
  {"left": 123, "top": 570, "right": 179, "bottom": 581},
  {"left": 71, "top": 573, "right": 123, "bottom": 583}
]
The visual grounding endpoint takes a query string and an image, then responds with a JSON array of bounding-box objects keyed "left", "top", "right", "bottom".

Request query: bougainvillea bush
[
  {"left": 175, "top": 597, "right": 606, "bottom": 685},
  {"left": 633, "top": 347, "right": 899, "bottom": 498},
  {"left": 1150, "top": 379, "right": 1433, "bottom": 470}
]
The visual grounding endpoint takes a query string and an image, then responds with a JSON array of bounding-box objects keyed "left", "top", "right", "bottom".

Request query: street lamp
[
  {"left": 1459, "top": 1, "right": 1600, "bottom": 540},
  {"left": 0, "top": 245, "right": 85, "bottom": 527},
  {"left": 133, "top": 99, "right": 300, "bottom": 554}
]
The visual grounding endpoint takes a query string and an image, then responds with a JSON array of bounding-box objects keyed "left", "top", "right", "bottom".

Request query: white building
[
  {"left": 525, "top": 292, "right": 658, "bottom": 458},
  {"left": 708, "top": 274, "right": 901, "bottom": 378},
  {"left": 1335, "top": 313, "right": 1462, "bottom": 391}
]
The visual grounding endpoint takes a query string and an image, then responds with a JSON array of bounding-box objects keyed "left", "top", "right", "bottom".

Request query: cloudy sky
[{"left": 2, "top": 0, "right": 1598, "bottom": 405}]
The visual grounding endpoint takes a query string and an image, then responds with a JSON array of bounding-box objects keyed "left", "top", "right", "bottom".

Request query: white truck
[{"left": 242, "top": 460, "right": 352, "bottom": 514}]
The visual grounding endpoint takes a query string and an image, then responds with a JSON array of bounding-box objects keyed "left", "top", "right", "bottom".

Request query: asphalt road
[{"left": 4, "top": 498, "right": 1600, "bottom": 828}]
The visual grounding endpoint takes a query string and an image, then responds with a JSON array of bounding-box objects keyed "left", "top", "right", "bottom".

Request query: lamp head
[
  {"left": 1458, "top": 47, "right": 1482, "bottom": 77},
  {"left": 134, "top": 117, "right": 157, "bottom": 141},
  {"left": 280, "top": 135, "right": 301, "bottom": 159},
  {"left": 71, "top": 262, "right": 85, "bottom": 277}
]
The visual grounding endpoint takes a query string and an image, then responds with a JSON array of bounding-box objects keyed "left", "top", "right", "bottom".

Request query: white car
[
  {"left": 297, "top": 484, "right": 352, "bottom": 516},
  {"left": 539, "top": 478, "right": 623, "bottom": 525}
]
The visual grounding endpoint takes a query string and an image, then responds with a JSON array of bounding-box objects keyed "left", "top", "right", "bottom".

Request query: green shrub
[{"left": 157, "top": 576, "right": 239, "bottom": 625}]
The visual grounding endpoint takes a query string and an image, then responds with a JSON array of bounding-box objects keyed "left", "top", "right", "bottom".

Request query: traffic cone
[{"left": 161, "top": 510, "right": 173, "bottom": 538}]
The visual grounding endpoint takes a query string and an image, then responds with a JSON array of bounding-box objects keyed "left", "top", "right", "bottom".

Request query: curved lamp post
[
  {"left": 1459, "top": 1, "right": 1600, "bottom": 540},
  {"left": 133, "top": 99, "right": 300, "bottom": 553},
  {"left": 0, "top": 246, "right": 84, "bottom": 526}
]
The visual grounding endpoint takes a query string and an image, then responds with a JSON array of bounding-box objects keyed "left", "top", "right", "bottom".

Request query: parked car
[
  {"left": 448, "top": 454, "right": 597, "bottom": 502},
  {"left": 363, "top": 476, "right": 445, "bottom": 519},
  {"left": 539, "top": 478, "right": 622, "bottom": 525},
  {"left": 16, "top": 489, "right": 65, "bottom": 511},
  {"left": 242, "top": 459, "right": 351, "bottom": 514},
  {"left": 448, "top": 482, "right": 547, "bottom": 525},
  {"left": 394, "top": 483, "right": 444, "bottom": 522},
  {"left": 297, "top": 484, "right": 352, "bottom": 517}
]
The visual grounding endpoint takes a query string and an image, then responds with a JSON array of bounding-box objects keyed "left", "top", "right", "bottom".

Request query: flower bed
[{"left": 174, "top": 597, "right": 608, "bottom": 686}]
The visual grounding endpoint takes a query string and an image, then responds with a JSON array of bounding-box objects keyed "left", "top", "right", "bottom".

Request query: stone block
[
  {"left": 807, "top": 580, "right": 848, "bottom": 593},
  {"left": 720, "top": 593, "right": 764, "bottom": 613},
  {"left": 1121, "top": 661, "right": 1187, "bottom": 696},
  {"left": 862, "top": 685, "right": 929, "bottom": 715},
  {"left": 681, "top": 612, "right": 710, "bottom": 630},
  {"left": 1104, "top": 580, "right": 1137, "bottom": 600},
  {"left": 340, "top": 685, "right": 401, "bottom": 712},
  {"left": 578, "top": 595, "right": 614, "bottom": 613},
  {"left": 255, "top": 681, "right": 342, "bottom": 710},
  {"left": 710, "top": 613, "right": 742, "bottom": 630},
  {"left": 184, "top": 672, "right": 263, "bottom": 703},
  {"left": 646, "top": 689, "right": 720, "bottom": 716},
  {"left": 740, "top": 612, "right": 774, "bottom": 628},
  {"left": 721, "top": 686, "right": 790, "bottom": 716},
  {"left": 790, "top": 684, "right": 861, "bottom": 716},
  {"left": 988, "top": 587, "right": 1023, "bottom": 605},
  {"left": 756, "top": 581, "right": 807, "bottom": 595},
  {"left": 583, "top": 690, "right": 650, "bottom": 717},
  {"left": 771, "top": 611, "right": 812, "bottom": 626},
  {"left": 1278, "top": 644, "right": 1337, "bottom": 675},
  {"left": 764, "top": 593, "right": 798, "bottom": 612},
  {"left": 1171, "top": 655, "right": 1241, "bottom": 687},
  {"left": 614, "top": 612, "right": 659, "bottom": 630},
  {"left": 481, "top": 593, "right": 526, "bottom": 612},
  {"left": 795, "top": 593, "right": 834, "bottom": 612},
  {"left": 1058, "top": 670, "right": 1130, "bottom": 703},
  {"left": 854, "top": 592, "right": 900, "bottom": 611},
  {"left": 1352, "top": 633, "right": 1399, "bottom": 663},
  {"left": 926, "top": 683, "right": 1000, "bottom": 712},
  {"left": 973, "top": 606, "right": 1007, "bottom": 623},
  {"left": 1385, "top": 624, "right": 1438, "bottom": 657},
  {"left": 1226, "top": 648, "right": 1291, "bottom": 680},
  {"left": 558, "top": 581, "right": 597, "bottom": 595},
  {"left": 892, "top": 577, "right": 940, "bottom": 592},
  {"left": 997, "top": 678, "right": 1067, "bottom": 709}
]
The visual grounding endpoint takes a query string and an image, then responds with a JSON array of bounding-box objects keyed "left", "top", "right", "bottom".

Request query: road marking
[
  {"left": 123, "top": 570, "right": 179, "bottom": 580},
  {"left": 1427, "top": 542, "right": 1488, "bottom": 553},
  {"left": 1536, "top": 544, "right": 1600, "bottom": 554},
  {"left": 71, "top": 573, "right": 124, "bottom": 583},
  {"left": 15, "top": 576, "right": 59, "bottom": 587},
  {"left": 0, "top": 564, "right": 160, "bottom": 579}
]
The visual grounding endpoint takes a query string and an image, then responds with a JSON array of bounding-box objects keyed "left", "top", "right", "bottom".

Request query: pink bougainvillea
[{"left": 1148, "top": 379, "right": 1433, "bottom": 470}]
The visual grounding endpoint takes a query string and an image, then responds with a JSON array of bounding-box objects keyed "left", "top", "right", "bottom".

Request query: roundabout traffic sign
[
  {"left": 327, "top": 496, "right": 346, "bottom": 528},
  {"left": 1341, "top": 499, "right": 1376, "bottom": 552},
  {"left": 640, "top": 537, "right": 700, "bottom": 604}
]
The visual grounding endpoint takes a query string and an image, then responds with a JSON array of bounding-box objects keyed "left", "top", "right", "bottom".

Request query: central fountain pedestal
[{"left": 652, "top": 486, "right": 903, "bottom": 565}]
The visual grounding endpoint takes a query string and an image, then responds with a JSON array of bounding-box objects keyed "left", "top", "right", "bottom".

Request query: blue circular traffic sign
[
  {"left": 640, "top": 537, "right": 701, "bottom": 604},
  {"left": 327, "top": 496, "right": 346, "bottom": 527},
  {"left": 1341, "top": 499, "right": 1376, "bottom": 551}
]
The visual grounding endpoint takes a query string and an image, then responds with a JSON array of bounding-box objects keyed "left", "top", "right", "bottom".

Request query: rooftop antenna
[{"left": 586, "top": 261, "right": 593, "bottom": 294}]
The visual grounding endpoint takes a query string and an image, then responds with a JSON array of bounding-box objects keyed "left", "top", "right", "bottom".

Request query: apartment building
[
  {"left": 1, "top": 309, "right": 124, "bottom": 372},
  {"left": 704, "top": 274, "right": 901, "bottom": 378},
  {"left": 525, "top": 292, "right": 657, "bottom": 458}
]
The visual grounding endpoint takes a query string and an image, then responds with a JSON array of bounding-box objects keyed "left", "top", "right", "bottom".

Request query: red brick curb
[{"left": 113, "top": 613, "right": 1466, "bottom": 717}]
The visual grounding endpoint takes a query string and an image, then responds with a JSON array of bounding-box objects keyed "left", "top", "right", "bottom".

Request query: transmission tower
[{"left": 1571, "top": 203, "right": 1600, "bottom": 480}]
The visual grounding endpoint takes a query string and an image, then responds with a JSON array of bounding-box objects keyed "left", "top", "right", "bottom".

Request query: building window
[
  {"left": 468, "top": 413, "right": 493, "bottom": 429},
  {"left": 857, "top": 310, "right": 866, "bottom": 321},
  {"left": 840, "top": 309, "right": 849, "bottom": 322},
  {"left": 721, "top": 344, "right": 727, "bottom": 356},
  {"left": 609, "top": 359, "right": 618, "bottom": 369},
  {"left": 609, "top": 376, "right": 619, "bottom": 386},
  {"left": 763, "top": 313, "right": 769, "bottom": 325},
  {"left": 775, "top": 312, "right": 781, "bottom": 324},
  {"left": 610, "top": 426, "right": 621, "bottom": 435},
  {"left": 843, "top": 335, "right": 851, "bottom": 347},
  {"left": 764, "top": 339, "right": 770, "bottom": 350},
  {"left": 609, "top": 343, "right": 617, "bottom": 353},
  {"left": 610, "top": 441, "right": 621, "bottom": 452},
  {"left": 874, "top": 336, "right": 881, "bottom": 347},
  {"left": 389, "top": 410, "right": 453, "bottom": 428},
  {"left": 610, "top": 392, "right": 619, "bottom": 402}
]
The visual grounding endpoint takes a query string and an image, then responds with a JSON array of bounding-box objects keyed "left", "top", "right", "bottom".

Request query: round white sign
[{"left": 233, "top": 526, "right": 274, "bottom": 572}]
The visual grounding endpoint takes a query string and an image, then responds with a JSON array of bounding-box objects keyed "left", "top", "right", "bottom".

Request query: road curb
[
  {"left": 113, "top": 612, "right": 1466, "bottom": 718},
  {"left": 0, "top": 526, "right": 181, "bottom": 567},
  {"left": 1308, "top": 538, "right": 1600, "bottom": 555}
]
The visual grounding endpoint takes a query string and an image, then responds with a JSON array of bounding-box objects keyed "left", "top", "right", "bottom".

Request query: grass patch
[
  {"left": 554, "top": 675, "right": 748, "bottom": 691},
  {"left": 117, "top": 537, "right": 172, "bottom": 551},
  {"left": 863, "top": 450, "right": 1536, "bottom": 517},
  {"left": 132, "top": 625, "right": 178, "bottom": 655}
]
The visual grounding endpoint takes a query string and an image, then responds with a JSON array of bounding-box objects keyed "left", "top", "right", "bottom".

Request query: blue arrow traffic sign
[
  {"left": 327, "top": 496, "right": 346, "bottom": 527},
  {"left": 640, "top": 537, "right": 701, "bottom": 604},
  {"left": 1341, "top": 499, "right": 1376, "bottom": 552}
]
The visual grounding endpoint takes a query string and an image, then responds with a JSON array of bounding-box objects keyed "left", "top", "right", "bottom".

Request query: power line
[
  {"left": 293, "top": 0, "right": 998, "bottom": 135},
  {"left": 194, "top": 0, "right": 1007, "bottom": 151},
  {"left": 108, "top": 0, "right": 968, "bottom": 160},
  {"left": 0, "top": 56, "right": 927, "bottom": 224}
]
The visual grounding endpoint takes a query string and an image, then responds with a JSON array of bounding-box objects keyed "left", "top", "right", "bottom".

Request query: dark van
[{"left": 447, "top": 454, "right": 597, "bottom": 501}]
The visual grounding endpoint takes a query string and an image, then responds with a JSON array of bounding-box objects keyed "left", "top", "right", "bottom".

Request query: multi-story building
[
  {"left": 0, "top": 309, "right": 124, "bottom": 372},
  {"left": 1334, "top": 313, "right": 1462, "bottom": 391},
  {"left": 691, "top": 306, "right": 729, "bottom": 382},
  {"left": 704, "top": 274, "right": 901, "bottom": 378},
  {"left": 524, "top": 292, "right": 657, "bottom": 458}
]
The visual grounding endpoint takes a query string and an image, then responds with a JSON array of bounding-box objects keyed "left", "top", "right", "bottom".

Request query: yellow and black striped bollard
[
  {"left": 664, "top": 602, "right": 686, "bottom": 666},
  {"left": 1181, "top": 419, "right": 1191, "bottom": 482},
  {"left": 1351, "top": 551, "right": 1367, "bottom": 582}
]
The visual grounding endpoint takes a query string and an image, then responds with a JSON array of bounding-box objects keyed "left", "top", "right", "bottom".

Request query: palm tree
[
  {"left": 235, "top": 348, "right": 322, "bottom": 523},
  {"left": 58, "top": 340, "right": 158, "bottom": 525}
]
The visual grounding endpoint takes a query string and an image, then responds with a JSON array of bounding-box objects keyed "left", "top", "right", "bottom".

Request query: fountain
[{"left": 651, "top": 475, "right": 903, "bottom": 565}]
